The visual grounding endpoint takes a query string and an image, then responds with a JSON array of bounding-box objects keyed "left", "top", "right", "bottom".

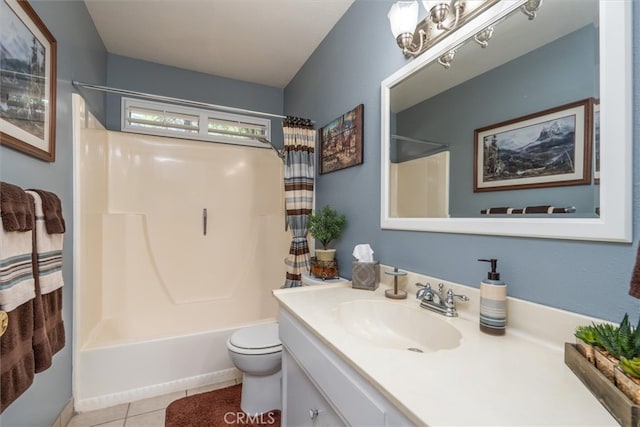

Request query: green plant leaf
[
  {"left": 575, "top": 325, "right": 598, "bottom": 345},
  {"left": 620, "top": 356, "right": 640, "bottom": 378},
  {"left": 307, "top": 205, "right": 347, "bottom": 250},
  {"left": 593, "top": 322, "right": 621, "bottom": 358},
  {"left": 590, "top": 314, "right": 640, "bottom": 360},
  {"left": 618, "top": 314, "right": 635, "bottom": 359}
]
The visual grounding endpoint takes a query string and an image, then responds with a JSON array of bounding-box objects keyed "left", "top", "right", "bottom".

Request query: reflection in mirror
[
  {"left": 390, "top": 135, "right": 450, "bottom": 217},
  {"left": 381, "top": 0, "right": 632, "bottom": 242},
  {"left": 390, "top": 0, "right": 599, "bottom": 219}
]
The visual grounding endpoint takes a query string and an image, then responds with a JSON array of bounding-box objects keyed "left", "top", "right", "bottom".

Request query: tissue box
[{"left": 352, "top": 261, "right": 379, "bottom": 290}]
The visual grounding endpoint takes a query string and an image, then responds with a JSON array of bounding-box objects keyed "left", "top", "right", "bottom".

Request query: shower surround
[{"left": 72, "top": 95, "right": 289, "bottom": 411}]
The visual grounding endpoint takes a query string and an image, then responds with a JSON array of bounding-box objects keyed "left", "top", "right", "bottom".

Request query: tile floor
[{"left": 67, "top": 378, "right": 241, "bottom": 427}]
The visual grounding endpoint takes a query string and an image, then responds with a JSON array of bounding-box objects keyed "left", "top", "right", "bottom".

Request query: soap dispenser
[{"left": 478, "top": 258, "right": 507, "bottom": 335}]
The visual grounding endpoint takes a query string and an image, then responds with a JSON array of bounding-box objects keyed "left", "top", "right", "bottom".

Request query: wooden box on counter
[{"left": 565, "top": 343, "right": 640, "bottom": 427}]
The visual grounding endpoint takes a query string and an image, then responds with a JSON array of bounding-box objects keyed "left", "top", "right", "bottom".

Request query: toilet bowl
[
  {"left": 227, "top": 274, "right": 347, "bottom": 414},
  {"left": 227, "top": 323, "right": 282, "bottom": 415}
]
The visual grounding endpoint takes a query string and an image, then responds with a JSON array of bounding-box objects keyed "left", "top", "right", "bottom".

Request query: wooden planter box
[
  {"left": 565, "top": 343, "right": 640, "bottom": 427},
  {"left": 576, "top": 339, "right": 596, "bottom": 364},
  {"left": 616, "top": 366, "right": 640, "bottom": 405},
  {"left": 595, "top": 348, "right": 619, "bottom": 382}
]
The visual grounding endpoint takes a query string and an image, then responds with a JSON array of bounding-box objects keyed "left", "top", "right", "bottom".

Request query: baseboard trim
[
  {"left": 74, "top": 368, "right": 241, "bottom": 413},
  {"left": 51, "top": 398, "right": 74, "bottom": 427}
]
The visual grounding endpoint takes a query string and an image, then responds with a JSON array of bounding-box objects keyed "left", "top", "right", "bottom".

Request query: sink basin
[{"left": 333, "top": 300, "right": 462, "bottom": 353}]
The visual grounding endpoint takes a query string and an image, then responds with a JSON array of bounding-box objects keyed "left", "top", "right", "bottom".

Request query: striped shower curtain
[{"left": 283, "top": 117, "right": 315, "bottom": 288}]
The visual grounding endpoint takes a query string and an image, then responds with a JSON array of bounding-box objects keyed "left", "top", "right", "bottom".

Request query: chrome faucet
[
  {"left": 416, "top": 282, "right": 469, "bottom": 317},
  {"left": 416, "top": 282, "right": 443, "bottom": 303}
]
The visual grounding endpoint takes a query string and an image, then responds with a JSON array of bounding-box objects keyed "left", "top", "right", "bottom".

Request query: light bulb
[{"left": 387, "top": 1, "right": 419, "bottom": 38}]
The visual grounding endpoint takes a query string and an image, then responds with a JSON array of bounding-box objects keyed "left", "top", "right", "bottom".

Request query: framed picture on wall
[
  {"left": 473, "top": 98, "right": 593, "bottom": 192},
  {"left": 0, "top": 0, "right": 57, "bottom": 162},
  {"left": 593, "top": 100, "right": 600, "bottom": 184},
  {"left": 318, "top": 104, "right": 363, "bottom": 174}
]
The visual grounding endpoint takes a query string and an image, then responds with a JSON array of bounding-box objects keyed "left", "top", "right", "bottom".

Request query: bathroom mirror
[{"left": 381, "top": 0, "right": 632, "bottom": 242}]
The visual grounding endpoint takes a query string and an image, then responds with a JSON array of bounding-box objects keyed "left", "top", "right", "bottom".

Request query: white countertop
[{"left": 273, "top": 279, "right": 617, "bottom": 426}]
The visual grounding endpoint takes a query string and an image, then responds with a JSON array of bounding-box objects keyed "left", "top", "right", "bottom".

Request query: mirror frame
[{"left": 381, "top": 0, "right": 632, "bottom": 242}]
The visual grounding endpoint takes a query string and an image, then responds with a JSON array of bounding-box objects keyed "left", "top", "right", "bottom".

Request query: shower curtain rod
[
  {"left": 72, "top": 81, "right": 290, "bottom": 120},
  {"left": 392, "top": 134, "right": 449, "bottom": 148},
  {"left": 72, "top": 80, "right": 291, "bottom": 160}
]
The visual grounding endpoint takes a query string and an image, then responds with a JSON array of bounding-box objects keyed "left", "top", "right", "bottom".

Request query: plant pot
[
  {"left": 310, "top": 257, "right": 338, "bottom": 279},
  {"left": 615, "top": 365, "right": 640, "bottom": 404},
  {"left": 594, "top": 348, "right": 617, "bottom": 382},
  {"left": 315, "top": 249, "right": 336, "bottom": 262},
  {"left": 575, "top": 338, "right": 595, "bottom": 364}
]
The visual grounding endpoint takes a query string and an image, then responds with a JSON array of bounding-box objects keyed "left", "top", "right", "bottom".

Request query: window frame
[{"left": 121, "top": 97, "right": 272, "bottom": 149}]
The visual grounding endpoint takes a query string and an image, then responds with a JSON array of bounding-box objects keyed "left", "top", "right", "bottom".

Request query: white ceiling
[{"left": 84, "top": 0, "right": 355, "bottom": 89}]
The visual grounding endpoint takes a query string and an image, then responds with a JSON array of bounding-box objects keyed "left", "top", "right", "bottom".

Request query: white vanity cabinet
[
  {"left": 279, "top": 309, "right": 413, "bottom": 426},
  {"left": 282, "top": 349, "right": 346, "bottom": 426}
]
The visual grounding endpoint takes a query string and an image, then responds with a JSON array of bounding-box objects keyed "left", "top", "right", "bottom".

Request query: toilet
[
  {"left": 227, "top": 273, "right": 347, "bottom": 415},
  {"left": 227, "top": 322, "right": 282, "bottom": 415}
]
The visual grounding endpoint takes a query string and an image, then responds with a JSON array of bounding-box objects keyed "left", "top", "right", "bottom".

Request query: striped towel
[
  {"left": 0, "top": 186, "right": 35, "bottom": 312},
  {"left": 25, "top": 189, "right": 65, "bottom": 234},
  {"left": 0, "top": 230, "right": 35, "bottom": 312},
  {"left": 25, "top": 190, "right": 66, "bottom": 368},
  {"left": 25, "top": 191, "right": 64, "bottom": 294}
]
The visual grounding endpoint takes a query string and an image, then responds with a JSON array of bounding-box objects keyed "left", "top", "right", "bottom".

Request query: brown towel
[
  {"left": 0, "top": 201, "right": 39, "bottom": 413},
  {"left": 27, "top": 192, "right": 65, "bottom": 361},
  {"left": 0, "top": 193, "right": 64, "bottom": 413},
  {"left": 523, "top": 205, "right": 554, "bottom": 213},
  {"left": 523, "top": 205, "right": 572, "bottom": 214},
  {"left": 629, "top": 244, "right": 640, "bottom": 299},
  {"left": 480, "top": 207, "right": 524, "bottom": 215},
  {"left": 0, "top": 182, "right": 34, "bottom": 232},
  {"left": 31, "top": 279, "right": 53, "bottom": 373},
  {"left": 26, "top": 189, "right": 65, "bottom": 234},
  {"left": 29, "top": 207, "right": 54, "bottom": 373},
  {"left": 0, "top": 301, "right": 36, "bottom": 413},
  {"left": 41, "top": 288, "right": 64, "bottom": 358},
  {"left": 485, "top": 207, "right": 510, "bottom": 214}
]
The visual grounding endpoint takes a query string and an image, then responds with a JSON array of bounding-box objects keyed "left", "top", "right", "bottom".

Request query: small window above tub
[{"left": 122, "top": 97, "right": 271, "bottom": 148}]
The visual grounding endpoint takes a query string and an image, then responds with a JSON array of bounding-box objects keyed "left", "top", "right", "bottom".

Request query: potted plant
[
  {"left": 571, "top": 314, "right": 640, "bottom": 409},
  {"left": 574, "top": 325, "right": 598, "bottom": 363},
  {"left": 308, "top": 205, "right": 347, "bottom": 262},
  {"left": 617, "top": 356, "right": 640, "bottom": 404},
  {"left": 594, "top": 316, "right": 626, "bottom": 382}
]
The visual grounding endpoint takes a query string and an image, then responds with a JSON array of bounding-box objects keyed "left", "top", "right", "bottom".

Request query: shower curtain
[{"left": 283, "top": 117, "right": 315, "bottom": 288}]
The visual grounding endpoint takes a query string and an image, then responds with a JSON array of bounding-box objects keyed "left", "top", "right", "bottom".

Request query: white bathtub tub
[{"left": 72, "top": 95, "right": 289, "bottom": 411}]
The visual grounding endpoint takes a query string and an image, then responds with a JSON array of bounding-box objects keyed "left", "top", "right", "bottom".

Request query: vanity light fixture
[
  {"left": 387, "top": 0, "right": 497, "bottom": 58},
  {"left": 520, "top": 0, "right": 543, "bottom": 20},
  {"left": 437, "top": 49, "right": 457, "bottom": 68},
  {"left": 473, "top": 26, "right": 494, "bottom": 48},
  {"left": 387, "top": 2, "right": 427, "bottom": 57}
]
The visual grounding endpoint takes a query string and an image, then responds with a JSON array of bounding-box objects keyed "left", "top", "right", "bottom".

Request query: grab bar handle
[{"left": 203, "top": 208, "right": 207, "bottom": 236}]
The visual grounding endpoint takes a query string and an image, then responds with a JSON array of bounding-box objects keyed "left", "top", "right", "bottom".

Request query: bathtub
[{"left": 72, "top": 95, "right": 290, "bottom": 411}]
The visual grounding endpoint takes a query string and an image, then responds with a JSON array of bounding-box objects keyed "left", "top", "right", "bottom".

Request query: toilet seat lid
[{"left": 229, "top": 323, "right": 280, "bottom": 350}]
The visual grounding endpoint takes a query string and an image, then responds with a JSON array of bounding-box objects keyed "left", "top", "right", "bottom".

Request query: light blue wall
[
  {"left": 0, "top": 1, "right": 634, "bottom": 425},
  {"left": 284, "top": 0, "right": 639, "bottom": 322},
  {"left": 396, "top": 25, "right": 599, "bottom": 217},
  {"left": 105, "top": 54, "right": 285, "bottom": 148},
  {"left": 0, "top": 1, "right": 107, "bottom": 426},
  {"left": 1, "top": 21, "right": 283, "bottom": 427}
]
